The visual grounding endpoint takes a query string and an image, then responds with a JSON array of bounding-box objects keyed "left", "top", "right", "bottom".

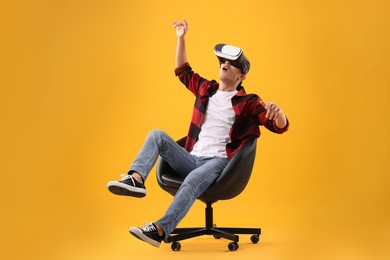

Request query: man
[{"left": 106, "top": 19, "right": 289, "bottom": 248}]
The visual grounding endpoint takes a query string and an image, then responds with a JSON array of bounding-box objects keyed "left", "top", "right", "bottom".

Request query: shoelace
[
  {"left": 141, "top": 222, "right": 156, "bottom": 232},
  {"left": 119, "top": 174, "right": 136, "bottom": 185},
  {"left": 119, "top": 174, "right": 131, "bottom": 180}
]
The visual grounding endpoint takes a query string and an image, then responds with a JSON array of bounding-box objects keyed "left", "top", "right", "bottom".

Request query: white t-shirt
[{"left": 190, "top": 90, "right": 238, "bottom": 158}]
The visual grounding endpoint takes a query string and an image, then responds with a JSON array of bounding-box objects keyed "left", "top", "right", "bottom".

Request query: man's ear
[{"left": 240, "top": 74, "right": 246, "bottom": 81}]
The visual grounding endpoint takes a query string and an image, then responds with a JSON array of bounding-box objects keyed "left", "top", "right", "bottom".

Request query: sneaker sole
[
  {"left": 106, "top": 181, "right": 146, "bottom": 198},
  {"left": 129, "top": 227, "right": 161, "bottom": 248}
]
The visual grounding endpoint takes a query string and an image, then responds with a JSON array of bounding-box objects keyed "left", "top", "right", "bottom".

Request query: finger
[
  {"left": 265, "top": 109, "right": 270, "bottom": 119},
  {"left": 271, "top": 107, "right": 282, "bottom": 120},
  {"left": 183, "top": 19, "right": 188, "bottom": 30},
  {"left": 265, "top": 102, "right": 274, "bottom": 118},
  {"left": 172, "top": 21, "right": 183, "bottom": 28},
  {"left": 270, "top": 109, "right": 280, "bottom": 120},
  {"left": 272, "top": 107, "right": 279, "bottom": 118},
  {"left": 259, "top": 100, "right": 269, "bottom": 118},
  {"left": 268, "top": 110, "right": 275, "bottom": 120},
  {"left": 267, "top": 103, "right": 278, "bottom": 120}
]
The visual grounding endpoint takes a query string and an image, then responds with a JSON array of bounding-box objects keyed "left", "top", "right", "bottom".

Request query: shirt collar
[
  {"left": 235, "top": 84, "right": 247, "bottom": 96},
  {"left": 206, "top": 82, "right": 247, "bottom": 97}
]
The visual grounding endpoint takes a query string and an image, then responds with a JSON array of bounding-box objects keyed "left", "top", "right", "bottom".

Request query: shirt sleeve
[{"left": 175, "top": 62, "right": 208, "bottom": 96}]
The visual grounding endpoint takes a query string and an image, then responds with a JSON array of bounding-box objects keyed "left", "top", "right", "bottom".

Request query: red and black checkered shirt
[{"left": 175, "top": 62, "right": 289, "bottom": 159}]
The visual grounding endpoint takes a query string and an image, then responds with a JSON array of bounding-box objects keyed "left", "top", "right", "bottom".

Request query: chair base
[{"left": 165, "top": 202, "right": 261, "bottom": 251}]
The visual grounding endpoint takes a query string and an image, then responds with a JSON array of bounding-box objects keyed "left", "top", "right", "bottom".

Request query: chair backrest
[{"left": 156, "top": 137, "right": 258, "bottom": 203}]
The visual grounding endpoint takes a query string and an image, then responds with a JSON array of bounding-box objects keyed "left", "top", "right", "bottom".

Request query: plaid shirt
[{"left": 175, "top": 62, "right": 289, "bottom": 159}]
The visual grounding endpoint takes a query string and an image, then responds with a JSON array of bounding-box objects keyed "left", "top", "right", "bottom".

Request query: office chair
[{"left": 156, "top": 137, "right": 261, "bottom": 251}]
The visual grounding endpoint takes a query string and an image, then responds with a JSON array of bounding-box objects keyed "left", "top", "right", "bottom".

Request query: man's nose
[{"left": 224, "top": 61, "right": 231, "bottom": 65}]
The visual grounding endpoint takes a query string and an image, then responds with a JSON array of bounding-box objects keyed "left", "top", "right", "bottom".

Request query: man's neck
[{"left": 219, "top": 81, "right": 239, "bottom": 92}]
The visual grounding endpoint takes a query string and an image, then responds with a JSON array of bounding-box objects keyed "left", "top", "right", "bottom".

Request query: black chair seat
[{"left": 161, "top": 174, "right": 184, "bottom": 188}]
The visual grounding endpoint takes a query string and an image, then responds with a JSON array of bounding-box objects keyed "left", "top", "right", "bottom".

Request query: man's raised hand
[{"left": 172, "top": 19, "right": 188, "bottom": 38}]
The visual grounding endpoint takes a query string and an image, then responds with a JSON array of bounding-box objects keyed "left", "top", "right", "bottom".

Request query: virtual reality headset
[{"left": 214, "top": 43, "right": 250, "bottom": 74}]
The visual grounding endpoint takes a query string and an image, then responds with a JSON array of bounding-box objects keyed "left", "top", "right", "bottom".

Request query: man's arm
[
  {"left": 172, "top": 19, "right": 188, "bottom": 67},
  {"left": 254, "top": 99, "right": 289, "bottom": 133},
  {"left": 172, "top": 19, "right": 213, "bottom": 96}
]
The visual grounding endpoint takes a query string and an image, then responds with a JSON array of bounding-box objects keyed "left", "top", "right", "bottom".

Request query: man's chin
[{"left": 219, "top": 74, "right": 228, "bottom": 82}]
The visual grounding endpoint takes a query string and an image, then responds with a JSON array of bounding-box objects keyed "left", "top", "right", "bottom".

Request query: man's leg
[
  {"left": 129, "top": 129, "right": 198, "bottom": 181},
  {"left": 107, "top": 129, "right": 197, "bottom": 197}
]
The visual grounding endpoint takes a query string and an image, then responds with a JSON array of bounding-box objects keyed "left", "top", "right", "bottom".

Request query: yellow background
[{"left": 1, "top": 0, "right": 389, "bottom": 259}]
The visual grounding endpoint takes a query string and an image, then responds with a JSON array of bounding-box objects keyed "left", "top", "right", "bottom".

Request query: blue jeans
[{"left": 129, "top": 130, "right": 228, "bottom": 239}]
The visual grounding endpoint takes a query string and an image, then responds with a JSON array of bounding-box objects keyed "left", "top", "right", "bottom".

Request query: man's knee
[{"left": 148, "top": 129, "right": 167, "bottom": 141}]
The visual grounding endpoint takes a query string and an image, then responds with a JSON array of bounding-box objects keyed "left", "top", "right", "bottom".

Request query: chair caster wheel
[
  {"left": 228, "top": 242, "right": 239, "bottom": 251},
  {"left": 251, "top": 234, "right": 260, "bottom": 244},
  {"left": 171, "top": 241, "right": 181, "bottom": 251}
]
